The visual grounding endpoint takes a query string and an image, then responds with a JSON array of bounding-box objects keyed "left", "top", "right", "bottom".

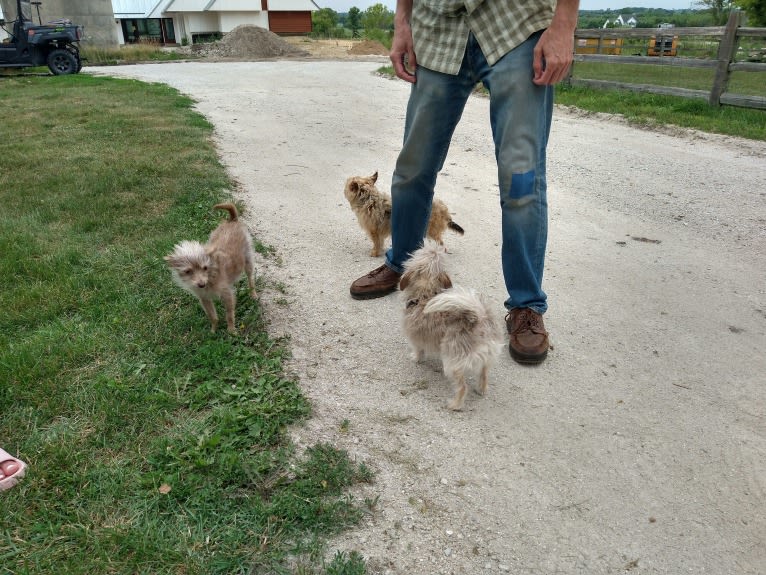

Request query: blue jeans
[{"left": 385, "top": 31, "right": 553, "bottom": 314}]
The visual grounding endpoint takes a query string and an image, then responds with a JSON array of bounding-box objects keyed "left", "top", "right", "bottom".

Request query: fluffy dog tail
[
  {"left": 423, "top": 285, "right": 486, "bottom": 323},
  {"left": 214, "top": 203, "right": 239, "bottom": 221},
  {"left": 448, "top": 220, "right": 465, "bottom": 235}
]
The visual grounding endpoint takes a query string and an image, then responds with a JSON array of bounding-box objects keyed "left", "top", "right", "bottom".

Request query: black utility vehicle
[{"left": 0, "top": 0, "right": 83, "bottom": 75}]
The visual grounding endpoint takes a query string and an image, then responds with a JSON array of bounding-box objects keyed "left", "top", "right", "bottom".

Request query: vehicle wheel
[{"left": 47, "top": 49, "right": 78, "bottom": 75}]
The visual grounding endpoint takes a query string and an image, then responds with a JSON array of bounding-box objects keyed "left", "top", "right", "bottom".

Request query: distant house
[
  {"left": 112, "top": 0, "right": 319, "bottom": 45},
  {"left": 613, "top": 14, "right": 637, "bottom": 28}
]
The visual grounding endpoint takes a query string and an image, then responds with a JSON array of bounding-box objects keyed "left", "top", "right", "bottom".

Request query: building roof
[
  {"left": 112, "top": 0, "right": 165, "bottom": 18},
  {"left": 112, "top": 0, "right": 316, "bottom": 18}
]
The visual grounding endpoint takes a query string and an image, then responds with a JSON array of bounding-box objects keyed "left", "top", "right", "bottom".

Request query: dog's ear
[
  {"left": 205, "top": 246, "right": 219, "bottom": 263},
  {"left": 349, "top": 181, "right": 360, "bottom": 193},
  {"left": 399, "top": 270, "right": 411, "bottom": 291},
  {"left": 371, "top": 171, "right": 378, "bottom": 183},
  {"left": 438, "top": 273, "right": 452, "bottom": 290}
]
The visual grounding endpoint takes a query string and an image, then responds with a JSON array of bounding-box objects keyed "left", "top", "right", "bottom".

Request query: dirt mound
[
  {"left": 193, "top": 25, "right": 309, "bottom": 59},
  {"left": 348, "top": 39, "right": 389, "bottom": 56}
]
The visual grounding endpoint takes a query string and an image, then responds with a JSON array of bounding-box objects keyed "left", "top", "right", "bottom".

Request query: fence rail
[{"left": 571, "top": 11, "right": 766, "bottom": 109}]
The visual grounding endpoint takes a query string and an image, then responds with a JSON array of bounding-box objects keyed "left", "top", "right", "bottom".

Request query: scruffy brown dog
[
  {"left": 164, "top": 203, "right": 257, "bottom": 333},
  {"left": 344, "top": 171, "right": 464, "bottom": 257},
  {"left": 400, "top": 240, "right": 503, "bottom": 411}
]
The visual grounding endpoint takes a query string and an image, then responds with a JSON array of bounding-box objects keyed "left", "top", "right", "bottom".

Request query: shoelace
[{"left": 506, "top": 310, "right": 545, "bottom": 334}]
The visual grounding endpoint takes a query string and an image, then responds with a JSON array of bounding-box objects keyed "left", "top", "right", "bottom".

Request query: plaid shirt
[{"left": 411, "top": 0, "right": 556, "bottom": 75}]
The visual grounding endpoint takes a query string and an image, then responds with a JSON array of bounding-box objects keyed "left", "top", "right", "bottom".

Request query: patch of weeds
[
  {"left": 255, "top": 239, "right": 282, "bottom": 263},
  {"left": 363, "top": 495, "right": 381, "bottom": 513},
  {"left": 273, "top": 280, "right": 290, "bottom": 294},
  {"left": 325, "top": 550, "right": 367, "bottom": 575}
]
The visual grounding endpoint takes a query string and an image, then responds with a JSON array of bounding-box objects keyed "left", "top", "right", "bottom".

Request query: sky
[{"left": 315, "top": 1, "right": 699, "bottom": 14}]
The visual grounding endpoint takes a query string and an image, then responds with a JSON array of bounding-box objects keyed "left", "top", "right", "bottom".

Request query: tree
[
  {"left": 361, "top": 3, "right": 394, "bottom": 32},
  {"left": 734, "top": 0, "right": 766, "bottom": 25},
  {"left": 695, "top": 0, "right": 735, "bottom": 24},
  {"left": 361, "top": 3, "right": 394, "bottom": 46},
  {"left": 347, "top": 7, "right": 362, "bottom": 39},
  {"left": 312, "top": 8, "right": 338, "bottom": 37}
]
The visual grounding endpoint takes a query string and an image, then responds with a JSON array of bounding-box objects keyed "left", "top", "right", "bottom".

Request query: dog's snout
[{"left": 197, "top": 281, "right": 207, "bottom": 288}]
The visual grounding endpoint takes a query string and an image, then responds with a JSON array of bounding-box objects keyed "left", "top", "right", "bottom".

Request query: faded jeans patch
[{"left": 502, "top": 170, "right": 536, "bottom": 208}]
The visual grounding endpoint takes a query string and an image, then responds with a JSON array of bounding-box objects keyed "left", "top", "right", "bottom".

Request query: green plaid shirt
[{"left": 411, "top": 0, "right": 556, "bottom": 75}]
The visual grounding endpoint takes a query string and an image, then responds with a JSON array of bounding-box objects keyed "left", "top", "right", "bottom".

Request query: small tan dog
[
  {"left": 400, "top": 240, "right": 503, "bottom": 410},
  {"left": 344, "top": 171, "right": 464, "bottom": 257},
  {"left": 164, "top": 203, "right": 257, "bottom": 333}
]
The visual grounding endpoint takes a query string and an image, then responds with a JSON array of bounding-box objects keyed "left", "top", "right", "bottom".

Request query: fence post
[
  {"left": 566, "top": 31, "right": 576, "bottom": 85},
  {"left": 709, "top": 10, "right": 743, "bottom": 106}
]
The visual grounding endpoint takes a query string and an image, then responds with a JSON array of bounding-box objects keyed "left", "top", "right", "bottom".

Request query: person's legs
[
  {"left": 482, "top": 31, "right": 552, "bottom": 313},
  {"left": 350, "top": 55, "right": 476, "bottom": 299},
  {"left": 479, "top": 31, "right": 554, "bottom": 362},
  {"left": 386, "top": 65, "right": 475, "bottom": 273}
]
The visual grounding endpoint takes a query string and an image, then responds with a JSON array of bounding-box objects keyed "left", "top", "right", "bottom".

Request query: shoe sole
[
  {"left": 509, "top": 347, "right": 548, "bottom": 365},
  {"left": 350, "top": 286, "right": 398, "bottom": 300}
]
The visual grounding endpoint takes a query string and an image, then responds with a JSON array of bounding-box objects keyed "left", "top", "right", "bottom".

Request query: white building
[
  {"left": 112, "top": 0, "right": 318, "bottom": 45},
  {"left": 613, "top": 14, "right": 638, "bottom": 28}
]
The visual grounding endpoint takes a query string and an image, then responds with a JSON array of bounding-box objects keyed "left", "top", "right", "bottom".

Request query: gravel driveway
[{"left": 87, "top": 60, "right": 766, "bottom": 575}]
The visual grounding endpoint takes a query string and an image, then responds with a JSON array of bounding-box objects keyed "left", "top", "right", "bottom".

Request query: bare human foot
[{"left": 0, "top": 448, "right": 27, "bottom": 491}]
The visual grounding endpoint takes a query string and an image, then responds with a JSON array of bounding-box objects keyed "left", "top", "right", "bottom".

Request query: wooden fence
[{"left": 570, "top": 11, "right": 766, "bottom": 109}]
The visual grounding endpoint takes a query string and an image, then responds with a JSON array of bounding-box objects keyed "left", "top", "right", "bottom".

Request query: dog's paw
[
  {"left": 474, "top": 384, "right": 487, "bottom": 396},
  {"left": 447, "top": 398, "right": 465, "bottom": 411}
]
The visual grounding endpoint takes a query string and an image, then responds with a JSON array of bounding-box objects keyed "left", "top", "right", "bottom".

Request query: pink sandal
[{"left": 0, "top": 448, "right": 27, "bottom": 491}]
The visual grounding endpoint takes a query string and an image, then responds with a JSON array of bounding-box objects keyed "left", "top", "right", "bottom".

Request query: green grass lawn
[
  {"left": 0, "top": 74, "right": 369, "bottom": 575},
  {"left": 554, "top": 83, "right": 766, "bottom": 141},
  {"left": 570, "top": 60, "right": 766, "bottom": 96}
]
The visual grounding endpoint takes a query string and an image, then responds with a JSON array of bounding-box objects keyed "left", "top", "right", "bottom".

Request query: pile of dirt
[
  {"left": 193, "top": 25, "right": 309, "bottom": 59},
  {"left": 348, "top": 39, "right": 389, "bottom": 56}
]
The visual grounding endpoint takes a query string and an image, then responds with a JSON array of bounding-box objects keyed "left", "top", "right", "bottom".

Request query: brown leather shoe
[
  {"left": 350, "top": 264, "right": 402, "bottom": 300},
  {"left": 506, "top": 308, "right": 549, "bottom": 364}
]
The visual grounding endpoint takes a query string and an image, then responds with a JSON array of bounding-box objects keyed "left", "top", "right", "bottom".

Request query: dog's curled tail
[
  {"left": 214, "top": 203, "right": 239, "bottom": 221},
  {"left": 448, "top": 220, "right": 465, "bottom": 235},
  {"left": 423, "top": 286, "right": 486, "bottom": 322}
]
